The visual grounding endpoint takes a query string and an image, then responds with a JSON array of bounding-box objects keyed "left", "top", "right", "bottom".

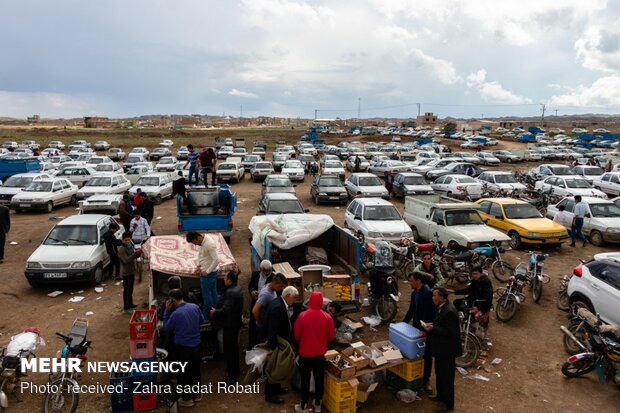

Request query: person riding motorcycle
[{"left": 452, "top": 266, "right": 493, "bottom": 328}]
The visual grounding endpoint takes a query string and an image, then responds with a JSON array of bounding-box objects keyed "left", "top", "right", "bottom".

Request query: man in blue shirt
[
  {"left": 163, "top": 288, "right": 204, "bottom": 407},
  {"left": 571, "top": 195, "right": 591, "bottom": 247},
  {"left": 184, "top": 144, "right": 201, "bottom": 187}
]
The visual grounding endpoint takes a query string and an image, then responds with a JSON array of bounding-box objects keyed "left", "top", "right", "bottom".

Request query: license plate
[
  {"left": 547, "top": 238, "right": 559, "bottom": 243},
  {"left": 329, "top": 196, "right": 339, "bottom": 200},
  {"left": 220, "top": 176, "right": 231, "bottom": 181},
  {"left": 44, "top": 273, "right": 67, "bottom": 278},
  {"left": 19, "top": 204, "right": 31, "bottom": 208}
]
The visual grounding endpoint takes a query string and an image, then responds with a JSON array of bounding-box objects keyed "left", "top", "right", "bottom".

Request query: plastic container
[
  {"left": 388, "top": 323, "right": 426, "bottom": 359},
  {"left": 323, "top": 394, "right": 357, "bottom": 413},
  {"left": 387, "top": 358, "right": 424, "bottom": 381},
  {"left": 109, "top": 371, "right": 133, "bottom": 396},
  {"left": 111, "top": 394, "right": 133, "bottom": 413},
  {"left": 129, "top": 310, "right": 156, "bottom": 340},
  {"left": 130, "top": 332, "right": 156, "bottom": 359},
  {"left": 385, "top": 371, "right": 424, "bottom": 391},
  {"left": 324, "top": 373, "right": 358, "bottom": 402},
  {"left": 133, "top": 392, "right": 157, "bottom": 411}
]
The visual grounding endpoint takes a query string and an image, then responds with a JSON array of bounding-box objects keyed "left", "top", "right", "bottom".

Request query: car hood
[
  {"left": 266, "top": 187, "right": 295, "bottom": 194},
  {"left": 403, "top": 184, "right": 434, "bottom": 192},
  {"left": 412, "top": 165, "right": 435, "bottom": 173},
  {"left": 446, "top": 225, "right": 511, "bottom": 242},
  {"left": 0, "top": 187, "right": 23, "bottom": 196},
  {"left": 12, "top": 191, "right": 51, "bottom": 200},
  {"left": 505, "top": 218, "right": 567, "bottom": 233},
  {"left": 78, "top": 186, "right": 113, "bottom": 194},
  {"left": 318, "top": 186, "right": 346, "bottom": 193},
  {"left": 323, "top": 167, "right": 345, "bottom": 173},
  {"left": 566, "top": 188, "right": 607, "bottom": 197},
  {"left": 28, "top": 244, "right": 97, "bottom": 263},
  {"left": 282, "top": 168, "right": 304, "bottom": 173},
  {"left": 364, "top": 220, "right": 410, "bottom": 233},
  {"left": 130, "top": 185, "right": 161, "bottom": 192},
  {"left": 358, "top": 185, "right": 388, "bottom": 194},
  {"left": 494, "top": 183, "right": 526, "bottom": 190}
]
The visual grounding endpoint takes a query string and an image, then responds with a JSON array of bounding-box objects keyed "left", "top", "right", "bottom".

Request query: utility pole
[
  {"left": 314, "top": 109, "right": 318, "bottom": 120},
  {"left": 240, "top": 105, "right": 243, "bottom": 118},
  {"left": 357, "top": 97, "right": 361, "bottom": 119},
  {"left": 554, "top": 109, "right": 558, "bottom": 117},
  {"left": 541, "top": 103, "right": 546, "bottom": 123},
  {"left": 416, "top": 103, "right": 421, "bottom": 117}
]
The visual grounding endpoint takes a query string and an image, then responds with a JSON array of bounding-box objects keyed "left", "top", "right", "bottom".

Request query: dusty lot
[{"left": 0, "top": 130, "right": 619, "bottom": 412}]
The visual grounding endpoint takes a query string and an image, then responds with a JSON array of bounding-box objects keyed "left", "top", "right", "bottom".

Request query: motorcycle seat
[
  {"left": 599, "top": 324, "right": 620, "bottom": 341},
  {"left": 416, "top": 243, "right": 434, "bottom": 252},
  {"left": 454, "top": 250, "right": 475, "bottom": 262}
]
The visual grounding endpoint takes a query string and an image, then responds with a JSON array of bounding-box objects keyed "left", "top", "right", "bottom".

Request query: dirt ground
[{"left": 1, "top": 131, "right": 619, "bottom": 412}]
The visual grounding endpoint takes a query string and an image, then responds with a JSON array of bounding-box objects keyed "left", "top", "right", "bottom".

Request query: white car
[
  {"left": 10, "top": 178, "right": 78, "bottom": 212},
  {"left": 129, "top": 173, "right": 174, "bottom": 204},
  {"left": 232, "top": 147, "right": 248, "bottom": 158},
  {"left": 41, "top": 148, "right": 61, "bottom": 157},
  {"left": 217, "top": 146, "right": 234, "bottom": 160},
  {"left": 416, "top": 152, "right": 440, "bottom": 161},
  {"left": 281, "top": 160, "right": 305, "bottom": 182},
  {"left": 477, "top": 171, "right": 526, "bottom": 194},
  {"left": 593, "top": 128, "right": 610, "bottom": 134},
  {"left": 474, "top": 152, "right": 501, "bottom": 166},
  {"left": 461, "top": 140, "right": 482, "bottom": 149},
  {"left": 93, "top": 141, "right": 110, "bottom": 151},
  {"left": 94, "top": 162, "right": 124, "bottom": 175},
  {"left": 155, "top": 156, "right": 178, "bottom": 172},
  {"left": 159, "top": 139, "right": 174, "bottom": 147},
  {"left": 450, "top": 152, "right": 481, "bottom": 164},
  {"left": 216, "top": 160, "right": 245, "bottom": 183},
  {"left": 368, "top": 160, "right": 411, "bottom": 176},
  {"left": 251, "top": 147, "right": 266, "bottom": 159},
  {"left": 106, "top": 148, "right": 126, "bottom": 161},
  {"left": 593, "top": 172, "right": 620, "bottom": 196},
  {"left": 54, "top": 166, "right": 98, "bottom": 187},
  {"left": 68, "top": 140, "right": 90, "bottom": 150},
  {"left": 572, "top": 165, "right": 604, "bottom": 184},
  {"left": 24, "top": 214, "right": 123, "bottom": 287},
  {"left": 344, "top": 198, "right": 412, "bottom": 243},
  {"left": 524, "top": 151, "right": 543, "bottom": 161},
  {"left": 123, "top": 154, "right": 146, "bottom": 171},
  {"left": 126, "top": 165, "right": 151, "bottom": 185},
  {"left": 250, "top": 161, "right": 274, "bottom": 182},
  {"left": 344, "top": 173, "right": 389, "bottom": 199},
  {"left": 242, "top": 154, "right": 262, "bottom": 171},
  {"left": 322, "top": 160, "right": 345, "bottom": 180},
  {"left": 48, "top": 141, "right": 66, "bottom": 150},
  {"left": 346, "top": 156, "right": 370, "bottom": 172},
  {"left": 485, "top": 138, "right": 499, "bottom": 146},
  {"left": 85, "top": 156, "right": 113, "bottom": 167},
  {"left": 535, "top": 176, "right": 607, "bottom": 198},
  {"left": 176, "top": 146, "right": 189, "bottom": 160},
  {"left": 129, "top": 147, "right": 150, "bottom": 158},
  {"left": 528, "top": 164, "right": 580, "bottom": 181},
  {"left": 568, "top": 253, "right": 620, "bottom": 325},
  {"left": 572, "top": 128, "right": 588, "bottom": 134},
  {"left": 547, "top": 197, "right": 620, "bottom": 246},
  {"left": 22, "top": 140, "right": 40, "bottom": 150},
  {"left": 0, "top": 173, "right": 51, "bottom": 206},
  {"left": 431, "top": 175, "right": 483, "bottom": 199},
  {"left": 410, "top": 158, "right": 459, "bottom": 175},
  {"left": 77, "top": 174, "right": 131, "bottom": 200}
]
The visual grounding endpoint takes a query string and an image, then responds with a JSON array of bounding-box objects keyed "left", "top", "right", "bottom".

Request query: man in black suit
[
  {"left": 423, "top": 287, "right": 462, "bottom": 413},
  {"left": 210, "top": 271, "right": 244, "bottom": 384},
  {"left": 0, "top": 205, "right": 9, "bottom": 263},
  {"left": 263, "top": 286, "right": 299, "bottom": 404}
]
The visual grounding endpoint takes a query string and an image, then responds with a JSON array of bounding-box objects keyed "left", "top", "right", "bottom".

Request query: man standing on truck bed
[
  {"left": 184, "top": 144, "right": 201, "bottom": 187},
  {"left": 200, "top": 147, "right": 217, "bottom": 187},
  {"left": 186, "top": 231, "right": 220, "bottom": 320}
]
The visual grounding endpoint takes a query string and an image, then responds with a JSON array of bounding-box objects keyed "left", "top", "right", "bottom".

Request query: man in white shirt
[
  {"left": 186, "top": 231, "right": 220, "bottom": 319},
  {"left": 571, "top": 196, "right": 591, "bottom": 247},
  {"left": 129, "top": 210, "right": 150, "bottom": 244}
]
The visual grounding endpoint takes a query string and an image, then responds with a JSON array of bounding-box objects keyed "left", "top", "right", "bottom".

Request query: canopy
[{"left": 248, "top": 213, "right": 334, "bottom": 257}]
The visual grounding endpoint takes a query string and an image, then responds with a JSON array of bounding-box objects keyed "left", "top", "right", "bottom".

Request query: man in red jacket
[{"left": 294, "top": 292, "right": 335, "bottom": 413}]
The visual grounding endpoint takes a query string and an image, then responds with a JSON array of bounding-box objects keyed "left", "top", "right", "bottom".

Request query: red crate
[
  {"left": 129, "top": 310, "right": 156, "bottom": 340},
  {"left": 130, "top": 332, "right": 156, "bottom": 359},
  {"left": 133, "top": 392, "right": 156, "bottom": 411}
]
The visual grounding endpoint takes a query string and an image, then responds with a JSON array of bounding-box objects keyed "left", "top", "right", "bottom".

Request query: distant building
[
  {"left": 84, "top": 116, "right": 120, "bottom": 128},
  {"left": 27, "top": 114, "right": 40, "bottom": 123},
  {"left": 416, "top": 112, "right": 437, "bottom": 126}
]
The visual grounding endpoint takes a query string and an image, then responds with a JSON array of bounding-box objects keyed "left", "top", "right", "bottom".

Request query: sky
[{"left": 2, "top": 0, "right": 620, "bottom": 119}]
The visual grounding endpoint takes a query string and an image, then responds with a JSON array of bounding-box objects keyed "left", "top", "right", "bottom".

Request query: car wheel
[
  {"left": 509, "top": 231, "right": 522, "bottom": 249},
  {"left": 28, "top": 279, "right": 42, "bottom": 288},
  {"left": 155, "top": 195, "right": 162, "bottom": 205},
  {"left": 46, "top": 201, "right": 54, "bottom": 213},
  {"left": 589, "top": 230, "right": 604, "bottom": 247},
  {"left": 69, "top": 195, "right": 77, "bottom": 206},
  {"left": 90, "top": 264, "right": 103, "bottom": 286},
  {"left": 506, "top": 158, "right": 512, "bottom": 163},
  {"left": 314, "top": 195, "right": 320, "bottom": 205}
]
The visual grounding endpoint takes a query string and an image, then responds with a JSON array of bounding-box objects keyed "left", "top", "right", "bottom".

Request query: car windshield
[
  {"left": 274, "top": 155, "right": 288, "bottom": 161},
  {"left": 159, "top": 158, "right": 174, "bottom": 164},
  {"left": 359, "top": 176, "right": 382, "bottom": 186},
  {"left": 590, "top": 203, "right": 620, "bottom": 218},
  {"left": 403, "top": 176, "right": 426, "bottom": 185},
  {"left": 284, "top": 161, "right": 302, "bottom": 168},
  {"left": 550, "top": 167, "right": 574, "bottom": 175},
  {"left": 565, "top": 179, "right": 591, "bottom": 188},
  {"left": 85, "top": 177, "right": 111, "bottom": 187},
  {"left": 325, "top": 162, "right": 342, "bottom": 169},
  {"left": 445, "top": 210, "right": 484, "bottom": 225},
  {"left": 255, "top": 163, "right": 272, "bottom": 169},
  {"left": 218, "top": 164, "right": 237, "bottom": 170},
  {"left": 96, "top": 164, "right": 114, "bottom": 171},
  {"left": 388, "top": 161, "right": 406, "bottom": 166},
  {"left": 319, "top": 177, "right": 342, "bottom": 187},
  {"left": 127, "top": 167, "right": 144, "bottom": 174},
  {"left": 504, "top": 204, "right": 543, "bottom": 219},
  {"left": 267, "top": 178, "right": 292, "bottom": 187},
  {"left": 3, "top": 176, "right": 33, "bottom": 187},
  {"left": 127, "top": 157, "right": 141, "bottom": 163},
  {"left": 363, "top": 205, "right": 401, "bottom": 220},
  {"left": 136, "top": 177, "right": 159, "bottom": 186},
  {"left": 154, "top": 149, "right": 166, "bottom": 153},
  {"left": 582, "top": 167, "right": 603, "bottom": 175},
  {"left": 24, "top": 181, "right": 52, "bottom": 192},
  {"left": 400, "top": 155, "right": 416, "bottom": 161},
  {"left": 44, "top": 225, "right": 97, "bottom": 246},
  {"left": 494, "top": 175, "right": 517, "bottom": 183},
  {"left": 267, "top": 200, "right": 304, "bottom": 214}
]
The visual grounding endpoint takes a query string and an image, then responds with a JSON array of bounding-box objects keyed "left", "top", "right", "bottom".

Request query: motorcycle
[
  {"left": 433, "top": 241, "right": 483, "bottom": 284},
  {"left": 389, "top": 238, "right": 431, "bottom": 280},
  {"left": 0, "top": 328, "right": 46, "bottom": 413},
  {"left": 473, "top": 240, "right": 514, "bottom": 282},
  {"left": 455, "top": 300, "right": 488, "bottom": 368},
  {"left": 557, "top": 274, "right": 572, "bottom": 312},
  {"left": 513, "top": 250, "right": 549, "bottom": 303},
  {"left": 366, "top": 241, "right": 400, "bottom": 323},
  {"left": 495, "top": 270, "right": 528, "bottom": 322},
  {"left": 42, "top": 318, "right": 91, "bottom": 413},
  {"left": 561, "top": 308, "right": 620, "bottom": 386}
]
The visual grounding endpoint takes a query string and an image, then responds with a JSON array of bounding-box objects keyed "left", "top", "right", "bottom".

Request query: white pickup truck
[{"left": 403, "top": 194, "right": 511, "bottom": 248}]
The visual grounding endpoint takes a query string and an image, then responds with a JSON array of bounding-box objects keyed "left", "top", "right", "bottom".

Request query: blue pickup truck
[
  {"left": 176, "top": 184, "right": 237, "bottom": 242},
  {"left": 0, "top": 158, "right": 41, "bottom": 182}
]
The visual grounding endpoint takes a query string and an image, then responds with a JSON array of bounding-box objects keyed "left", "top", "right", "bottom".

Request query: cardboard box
[
  {"left": 325, "top": 350, "right": 356, "bottom": 379},
  {"left": 273, "top": 262, "right": 295, "bottom": 275},
  {"left": 371, "top": 340, "right": 403, "bottom": 362},
  {"left": 356, "top": 382, "right": 378, "bottom": 403},
  {"left": 301, "top": 269, "right": 323, "bottom": 300},
  {"left": 341, "top": 347, "right": 370, "bottom": 370},
  {"left": 351, "top": 342, "right": 387, "bottom": 368},
  {"left": 322, "top": 274, "right": 352, "bottom": 301}
]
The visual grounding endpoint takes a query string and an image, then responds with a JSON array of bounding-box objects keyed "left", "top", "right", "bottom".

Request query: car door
[
  {"left": 443, "top": 176, "right": 455, "bottom": 194},
  {"left": 587, "top": 261, "right": 620, "bottom": 325},
  {"left": 345, "top": 176, "right": 357, "bottom": 197},
  {"left": 50, "top": 181, "right": 64, "bottom": 204},
  {"left": 432, "top": 176, "right": 446, "bottom": 192},
  {"left": 427, "top": 208, "right": 445, "bottom": 242},
  {"left": 97, "top": 219, "right": 111, "bottom": 266},
  {"left": 483, "top": 201, "right": 506, "bottom": 232},
  {"left": 163, "top": 175, "right": 173, "bottom": 197},
  {"left": 344, "top": 201, "right": 360, "bottom": 231},
  {"left": 609, "top": 174, "right": 620, "bottom": 195}
]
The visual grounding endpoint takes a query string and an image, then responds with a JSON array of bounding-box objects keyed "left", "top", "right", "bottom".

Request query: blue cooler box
[{"left": 389, "top": 322, "right": 426, "bottom": 359}]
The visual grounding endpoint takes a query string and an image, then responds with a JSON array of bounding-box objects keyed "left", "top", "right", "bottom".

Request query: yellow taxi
[{"left": 475, "top": 198, "right": 571, "bottom": 249}]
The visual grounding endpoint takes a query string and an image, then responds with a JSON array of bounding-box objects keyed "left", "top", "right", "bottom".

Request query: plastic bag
[
  {"left": 245, "top": 347, "right": 269, "bottom": 374},
  {"left": 335, "top": 331, "right": 353, "bottom": 344},
  {"left": 6, "top": 330, "right": 46, "bottom": 356},
  {"left": 362, "top": 315, "right": 382, "bottom": 328},
  {"left": 396, "top": 389, "right": 421, "bottom": 403}
]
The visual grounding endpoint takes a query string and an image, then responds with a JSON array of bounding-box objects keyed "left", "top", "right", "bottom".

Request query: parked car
[
  {"left": 159, "top": 139, "right": 174, "bottom": 147},
  {"left": 241, "top": 154, "right": 262, "bottom": 172},
  {"left": 216, "top": 159, "right": 245, "bottom": 183},
  {"left": 250, "top": 161, "right": 274, "bottom": 182},
  {"left": 41, "top": 148, "right": 61, "bottom": 157},
  {"left": 77, "top": 174, "right": 131, "bottom": 200},
  {"left": 123, "top": 154, "right": 146, "bottom": 171},
  {"left": 261, "top": 174, "right": 295, "bottom": 196},
  {"left": 547, "top": 197, "right": 620, "bottom": 246},
  {"left": 573, "top": 165, "right": 604, "bottom": 184},
  {"left": 68, "top": 140, "right": 90, "bottom": 150},
  {"left": 217, "top": 146, "right": 234, "bottom": 160},
  {"left": 129, "top": 173, "right": 174, "bottom": 204},
  {"left": 592, "top": 172, "right": 620, "bottom": 196},
  {"left": 476, "top": 198, "right": 570, "bottom": 249},
  {"left": 93, "top": 141, "right": 110, "bottom": 151},
  {"left": 21, "top": 140, "right": 40, "bottom": 150},
  {"left": 391, "top": 172, "right": 434, "bottom": 198},
  {"left": 282, "top": 160, "right": 305, "bottom": 182},
  {"left": 48, "top": 141, "right": 66, "bottom": 150},
  {"left": 321, "top": 160, "right": 345, "bottom": 180},
  {"left": 126, "top": 165, "right": 151, "bottom": 185},
  {"left": 474, "top": 152, "right": 501, "bottom": 166},
  {"left": 24, "top": 214, "right": 123, "bottom": 287},
  {"left": 85, "top": 156, "right": 113, "bottom": 167},
  {"left": 251, "top": 147, "right": 266, "bottom": 159},
  {"left": 449, "top": 152, "right": 481, "bottom": 164},
  {"left": 426, "top": 162, "right": 484, "bottom": 180},
  {"left": 492, "top": 150, "right": 522, "bottom": 163},
  {"left": 310, "top": 174, "right": 348, "bottom": 205},
  {"left": 477, "top": 171, "right": 526, "bottom": 194},
  {"left": 0, "top": 172, "right": 51, "bottom": 206},
  {"left": 129, "top": 147, "right": 150, "bottom": 158},
  {"left": 53, "top": 166, "right": 97, "bottom": 187},
  {"left": 257, "top": 193, "right": 307, "bottom": 215},
  {"left": 106, "top": 148, "right": 126, "bottom": 161},
  {"left": 528, "top": 164, "right": 579, "bottom": 181},
  {"left": 176, "top": 146, "right": 189, "bottom": 160},
  {"left": 155, "top": 156, "right": 178, "bottom": 172},
  {"left": 535, "top": 176, "right": 607, "bottom": 198},
  {"left": 272, "top": 154, "right": 289, "bottom": 172},
  {"left": 344, "top": 198, "right": 412, "bottom": 242},
  {"left": 149, "top": 147, "right": 171, "bottom": 161},
  {"left": 431, "top": 174, "right": 482, "bottom": 199},
  {"left": 94, "top": 162, "right": 124, "bottom": 175},
  {"left": 344, "top": 173, "right": 389, "bottom": 199},
  {"left": 567, "top": 253, "right": 620, "bottom": 325},
  {"left": 368, "top": 160, "right": 411, "bottom": 176},
  {"left": 11, "top": 178, "right": 78, "bottom": 212},
  {"left": 346, "top": 156, "right": 370, "bottom": 172}
]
